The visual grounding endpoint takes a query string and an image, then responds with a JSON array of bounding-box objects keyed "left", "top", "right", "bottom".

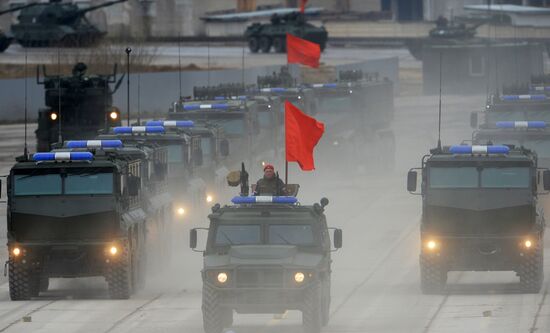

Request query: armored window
[
  {"left": 214, "top": 225, "right": 261, "bottom": 246},
  {"left": 65, "top": 171, "right": 114, "bottom": 195},
  {"left": 481, "top": 167, "right": 530, "bottom": 188},
  {"left": 14, "top": 172, "right": 62, "bottom": 196},
  {"left": 429, "top": 167, "right": 478, "bottom": 188},
  {"left": 167, "top": 144, "right": 183, "bottom": 163},
  {"left": 268, "top": 225, "right": 314, "bottom": 246},
  {"left": 221, "top": 119, "right": 245, "bottom": 135}
]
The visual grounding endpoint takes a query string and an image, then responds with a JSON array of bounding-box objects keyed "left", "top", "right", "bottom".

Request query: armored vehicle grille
[{"left": 236, "top": 268, "right": 284, "bottom": 288}]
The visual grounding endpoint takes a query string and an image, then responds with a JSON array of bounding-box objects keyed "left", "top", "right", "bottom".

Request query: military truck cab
[
  {"left": 7, "top": 141, "right": 148, "bottom": 300},
  {"left": 408, "top": 144, "right": 550, "bottom": 294},
  {"left": 191, "top": 195, "right": 341, "bottom": 333}
]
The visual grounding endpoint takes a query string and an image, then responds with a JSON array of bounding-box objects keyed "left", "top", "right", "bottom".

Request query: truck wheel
[
  {"left": 519, "top": 242, "right": 543, "bottom": 293},
  {"left": 106, "top": 241, "right": 132, "bottom": 299},
  {"left": 259, "top": 36, "right": 272, "bottom": 53},
  {"left": 221, "top": 308, "right": 233, "bottom": 327},
  {"left": 302, "top": 281, "right": 322, "bottom": 333},
  {"left": 9, "top": 261, "right": 34, "bottom": 300},
  {"left": 202, "top": 284, "right": 224, "bottom": 333},
  {"left": 420, "top": 254, "right": 447, "bottom": 294},
  {"left": 321, "top": 277, "right": 331, "bottom": 326},
  {"left": 248, "top": 37, "right": 259, "bottom": 53},
  {"left": 273, "top": 37, "right": 286, "bottom": 53}
]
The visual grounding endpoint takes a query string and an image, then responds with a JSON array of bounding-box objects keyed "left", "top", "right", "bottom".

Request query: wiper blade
[
  {"left": 219, "top": 230, "right": 235, "bottom": 246},
  {"left": 273, "top": 232, "right": 292, "bottom": 245}
]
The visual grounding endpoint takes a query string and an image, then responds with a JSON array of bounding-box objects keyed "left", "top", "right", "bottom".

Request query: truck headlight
[
  {"left": 109, "top": 111, "right": 119, "bottom": 120},
  {"left": 294, "top": 272, "right": 305, "bottom": 283},
  {"left": 12, "top": 247, "right": 21, "bottom": 257},
  {"left": 177, "top": 207, "right": 185, "bottom": 216},
  {"left": 217, "top": 272, "right": 228, "bottom": 284},
  {"left": 524, "top": 240, "right": 533, "bottom": 249},
  {"left": 109, "top": 246, "right": 118, "bottom": 256},
  {"left": 50, "top": 112, "right": 58, "bottom": 121},
  {"left": 425, "top": 240, "right": 439, "bottom": 251},
  {"left": 206, "top": 194, "right": 213, "bottom": 203}
]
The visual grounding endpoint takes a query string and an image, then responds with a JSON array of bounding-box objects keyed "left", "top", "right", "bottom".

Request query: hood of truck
[{"left": 204, "top": 245, "right": 324, "bottom": 268}]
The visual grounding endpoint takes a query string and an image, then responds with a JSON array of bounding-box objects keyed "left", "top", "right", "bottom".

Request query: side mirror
[
  {"left": 320, "top": 197, "right": 329, "bottom": 208},
  {"left": 470, "top": 111, "right": 478, "bottom": 128},
  {"left": 333, "top": 229, "right": 343, "bottom": 249},
  {"left": 407, "top": 170, "right": 417, "bottom": 192},
  {"left": 128, "top": 176, "right": 140, "bottom": 196},
  {"left": 194, "top": 148, "right": 203, "bottom": 166},
  {"left": 220, "top": 139, "right": 229, "bottom": 157},
  {"left": 544, "top": 170, "right": 550, "bottom": 191},
  {"left": 190, "top": 229, "right": 198, "bottom": 249}
]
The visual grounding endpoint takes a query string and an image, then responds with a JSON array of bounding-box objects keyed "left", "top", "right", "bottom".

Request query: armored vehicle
[
  {"left": 407, "top": 144, "right": 550, "bottom": 293},
  {"left": 11, "top": 0, "right": 127, "bottom": 47},
  {"left": 168, "top": 98, "right": 263, "bottom": 166},
  {"left": 35, "top": 62, "right": 123, "bottom": 152},
  {"left": 256, "top": 67, "right": 317, "bottom": 116},
  {"left": 0, "top": 2, "right": 41, "bottom": 52},
  {"left": 471, "top": 94, "right": 550, "bottom": 130},
  {"left": 190, "top": 171, "right": 342, "bottom": 333},
  {"left": 529, "top": 74, "right": 550, "bottom": 95},
  {"left": 6, "top": 140, "right": 162, "bottom": 300},
  {"left": 406, "top": 17, "right": 487, "bottom": 61},
  {"left": 245, "top": 12, "right": 328, "bottom": 53}
]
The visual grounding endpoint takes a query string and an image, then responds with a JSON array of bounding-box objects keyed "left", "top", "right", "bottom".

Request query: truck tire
[
  {"left": 420, "top": 254, "right": 447, "bottom": 294},
  {"left": 302, "top": 281, "right": 322, "bottom": 333},
  {"left": 273, "top": 37, "right": 286, "bottom": 53},
  {"left": 202, "top": 284, "right": 224, "bottom": 333},
  {"left": 248, "top": 37, "right": 259, "bottom": 53},
  {"left": 519, "top": 242, "right": 543, "bottom": 293},
  {"left": 106, "top": 241, "right": 132, "bottom": 299},
  {"left": 259, "top": 36, "right": 272, "bottom": 53},
  {"left": 9, "top": 261, "right": 35, "bottom": 300}
]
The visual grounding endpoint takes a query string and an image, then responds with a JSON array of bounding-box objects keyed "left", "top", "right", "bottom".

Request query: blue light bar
[
  {"left": 501, "top": 94, "right": 547, "bottom": 101},
  {"left": 231, "top": 196, "right": 298, "bottom": 204},
  {"left": 33, "top": 152, "right": 94, "bottom": 161},
  {"left": 449, "top": 145, "right": 509, "bottom": 155},
  {"left": 113, "top": 126, "right": 165, "bottom": 134},
  {"left": 312, "top": 83, "right": 338, "bottom": 88},
  {"left": 261, "top": 87, "right": 287, "bottom": 93},
  {"left": 214, "top": 96, "right": 247, "bottom": 101},
  {"left": 183, "top": 103, "right": 229, "bottom": 111},
  {"left": 66, "top": 140, "right": 123, "bottom": 148},
  {"left": 496, "top": 121, "right": 546, "bottom": 129},
  {"left": 530, "top": 86, "right": 550, "bottom": 92},
  {"left": 146, "top": 120, "right": 194, "bottom": 128}
]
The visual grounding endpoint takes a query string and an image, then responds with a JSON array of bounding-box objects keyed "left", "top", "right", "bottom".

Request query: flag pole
[{"left": 285, "top": 160, "right": 288, "bottom": 185}]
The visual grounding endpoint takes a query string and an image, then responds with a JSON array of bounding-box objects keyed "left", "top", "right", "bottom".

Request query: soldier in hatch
[{"left": 254, "top": 164, "right": 286, "bottom": 195}]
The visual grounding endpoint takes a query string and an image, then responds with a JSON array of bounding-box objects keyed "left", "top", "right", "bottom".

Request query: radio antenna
[
  {"left": 57, "top": 46, "right": 62, "bottom": 145},
  {"left": 23, "top": 48, "right": 28, "bottom": 157},
  {"left": 437, "top": 51, "right": 443, "bottom": 150},
  {"left": 241, "top": 40, "right": 245, "bottom": 91},
  {"left": 125, "top": 47, "right": 132, "bottom": 126},
  {"left": 137, "top": 73, "right": 141, "bottom": 125},
  {"left": 178, "top": 34, "right": 182, "bottom": 99}
]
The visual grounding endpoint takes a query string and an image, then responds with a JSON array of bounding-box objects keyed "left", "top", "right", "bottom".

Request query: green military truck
[
  {"left": 7, "top": 139, "right": 158, "bottom": 300},
  {"left": 408, "top": 144, "right": 550, "bottom": 293},
  {"left": 190, "top": 176, "right": 342, "bottom": 333}
]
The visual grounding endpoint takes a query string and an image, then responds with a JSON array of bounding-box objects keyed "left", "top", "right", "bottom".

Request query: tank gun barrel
[
  {"left": 0, "top": 2, "right": 39, "bottom": 16},
  {"left": 75, "top": 0, "right": 127, "bottom": 16}
]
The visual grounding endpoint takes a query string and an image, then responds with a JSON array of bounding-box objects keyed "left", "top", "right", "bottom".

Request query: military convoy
[
  {"left": 191, "top": 167, "right": 342, "bottom": 333},
  {"left": 35, "top": 62, "right": 123, "bottom": 152},
  {"left": 245, "top": 12, "right": 328, "bottom": 53},
  {"left": 408, "top": 144, "right": 549, "bottom": 293}
]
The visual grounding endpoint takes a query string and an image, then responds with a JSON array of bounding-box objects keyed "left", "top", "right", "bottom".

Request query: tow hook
[{"left": 3, "top": 260, "right": 8, "bottom": 277}]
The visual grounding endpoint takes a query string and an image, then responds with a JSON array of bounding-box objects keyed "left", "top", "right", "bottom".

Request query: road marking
[
  {"left": 103, "top": 293, "right": 164, "bottom": 333},
  {"left": 0, "top": 300, "right": 56, "bottom": 332},
  {"left": 529, "top": 278, "right": 550, "bottom": 333}
]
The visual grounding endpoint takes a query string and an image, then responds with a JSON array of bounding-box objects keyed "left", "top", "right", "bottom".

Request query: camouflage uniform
[{"left": 255, "top": 177, "right": 286, "bottom": 196}]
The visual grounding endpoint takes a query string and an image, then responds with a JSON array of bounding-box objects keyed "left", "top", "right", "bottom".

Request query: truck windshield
[
  {"left": 167, "top": 144, "right": 183, "bottom": 163},
  {"left": 220, "top": 119, "right": 245, "bottom": 135},
  {"left": 65, "top": 171, "right": 113, "bottom": 194},
  {"left": 429, "top": 166, "right": 530, "bottom": 188},
  {"left": 215, "top": 225, "right": 261, "bottom": 245},
  {"left": 14, "top": 172, "right": 62, "bottom": 196},
  {"left": 268, "top": 224, "right": 314, "bottom": 245},
  {"left": 487, "top": 110, "right": 550, "bottom": 123}
]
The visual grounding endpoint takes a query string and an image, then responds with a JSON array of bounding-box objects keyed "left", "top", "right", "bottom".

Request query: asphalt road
[{"left": 0, "top": 93, "right": 548, "bottom": 333}]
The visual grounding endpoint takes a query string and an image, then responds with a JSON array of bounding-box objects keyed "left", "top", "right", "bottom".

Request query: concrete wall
[
  {"left": 422, "top": 42, "right": 544, "bottom": 95},
  {"left": 0, "top": 57, "right": 399, "bottom": 121}
]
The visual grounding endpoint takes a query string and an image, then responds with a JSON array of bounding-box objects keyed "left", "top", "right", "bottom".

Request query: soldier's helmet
[{"left": 72, "top": 62, "right": 88, "bottom": 77}]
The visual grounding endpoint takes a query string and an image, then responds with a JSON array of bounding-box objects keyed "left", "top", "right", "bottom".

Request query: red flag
[
  {"left": 300, "top": 0, "right": 308, "bottom": 13},
  {"left": 285, "top": 101, "right": 325, "bottom": 171},
  {"left": 286, "top": 33, "right": 320, "bottom": 68}
]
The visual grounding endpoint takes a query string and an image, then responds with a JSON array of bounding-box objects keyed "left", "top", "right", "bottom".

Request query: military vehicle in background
[
  {"left": 6, "top": 139, "right": 171, "bottom": 299},
  {"left": 11, "top": 0, "right": 127, "bottom": 47},
  {"left": 0, "top": 2, "right": 41, "bottom": 52},
  {"left": 406, "top": 16, "right": 487, "bottom": 61},
  {"left": 408, "top": 144, "right": 549, "bottom": 293},
  {"left": 245, "top": 11, "right": 328, "bottom": 53},
  {"left": 35, "top": 62, "right": 124, "bottom": 152},
  {"left": 190, "top": 167, "right": 342, "bottom": 333},
  {"left": 530, "top": 74, "right": 550, "bottom": 95}
]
